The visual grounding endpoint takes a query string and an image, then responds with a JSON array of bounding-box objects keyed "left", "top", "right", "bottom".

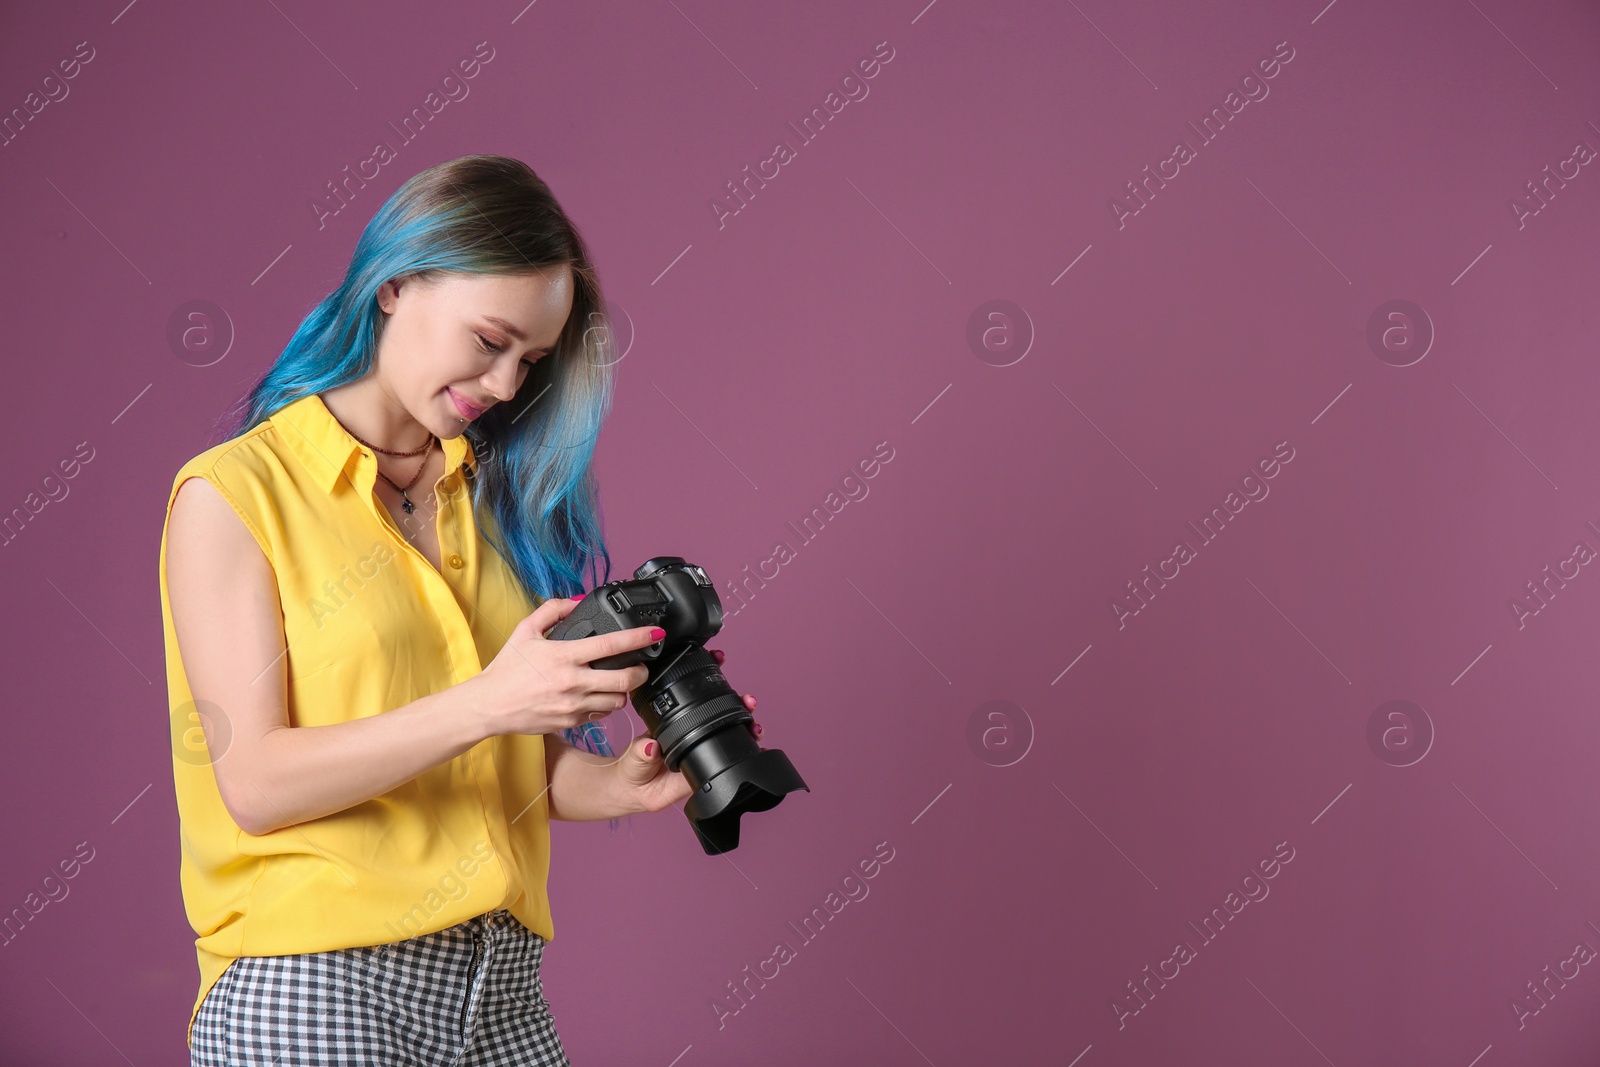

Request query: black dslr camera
[{"left": 544, "top": 557, "right": 808, "bottom": 854}]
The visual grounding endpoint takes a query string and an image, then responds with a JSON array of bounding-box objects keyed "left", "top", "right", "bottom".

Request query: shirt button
[{"left": 447, "top": 553, "right": 464, "bottom": 569}]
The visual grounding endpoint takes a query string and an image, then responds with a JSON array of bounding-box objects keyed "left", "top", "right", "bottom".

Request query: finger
[
  {"left": 711, "top": 648, "right": 725, "bottom": 664},
  {"left": 742, "top": 694, "right": 757, "bottom": 709},
  {"left": 617, "top": 735, "right": 667, "bottom": 790},
  {"left": 523, "top": 596, "right": 581, "bottom": 639},
  {"left": 578, "top": 661, "right": 650, "bottom": 697},
  {"left": 747, "top": 722, "right": 763, "bottom": 740},
  {"left": 583, "top": 624, "right": 665, "bottom": 662},
  {"left": 574, "top": 692, "right": 627, "bottom": 720}
]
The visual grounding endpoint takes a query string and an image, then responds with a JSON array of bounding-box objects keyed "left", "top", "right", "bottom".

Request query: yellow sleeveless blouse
[{"left": 157, "top": 392, "right": 552, "bottom": 1048}]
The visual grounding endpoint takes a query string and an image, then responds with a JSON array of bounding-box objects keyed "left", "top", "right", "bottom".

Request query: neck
[{"left": 320, "top": 377, "right": 433, "bottom": 452}]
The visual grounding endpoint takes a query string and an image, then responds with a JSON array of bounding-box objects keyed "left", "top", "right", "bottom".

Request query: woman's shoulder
[
  {"left": 165, "top": 421, "right": 297, "bottom": 568},
  {"left": 164, "top": 420, "right": 305, "bottom": 551},
  {"left": 169, "top": 420, "right": 290, "bottom": 496}
]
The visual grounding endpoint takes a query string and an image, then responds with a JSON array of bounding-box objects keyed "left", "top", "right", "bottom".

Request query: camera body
[{"left": 544, "top": 557, "right": 807, "bottom": 854}]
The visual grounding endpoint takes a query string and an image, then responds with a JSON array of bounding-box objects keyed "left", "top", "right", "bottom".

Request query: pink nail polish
[
  {"left": 650, "top": 627, "right": 666, "bottom": 641},
  {"left": 573, "top": 593, "right": 586, "bottom": 601}
]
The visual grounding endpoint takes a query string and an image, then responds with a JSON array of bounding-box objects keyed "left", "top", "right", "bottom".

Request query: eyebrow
[{"left": 481, "top": 316, "right": 527, "bottom": 341}]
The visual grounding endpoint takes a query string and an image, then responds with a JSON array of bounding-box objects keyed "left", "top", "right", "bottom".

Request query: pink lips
[{"left": 447, "top": 388, "right": 486, "bottom": 420}]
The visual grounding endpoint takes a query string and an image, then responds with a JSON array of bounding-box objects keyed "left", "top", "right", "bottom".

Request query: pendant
[{"left": 401, "top": 494, "right": 415, "bottom": 514}]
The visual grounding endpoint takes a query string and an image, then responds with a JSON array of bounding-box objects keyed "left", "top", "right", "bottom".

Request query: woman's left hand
[{"left": 614, "top": 647, "right": 761, "bottom": 814}]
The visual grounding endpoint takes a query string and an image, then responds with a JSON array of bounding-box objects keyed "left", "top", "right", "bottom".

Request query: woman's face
[{"left": 374, "top": 267, "right": 574, "bottom": 436}]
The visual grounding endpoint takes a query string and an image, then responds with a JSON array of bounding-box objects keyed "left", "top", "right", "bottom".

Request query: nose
[{"left": 481, "top": 358, "right": 519, "bottom": 402}]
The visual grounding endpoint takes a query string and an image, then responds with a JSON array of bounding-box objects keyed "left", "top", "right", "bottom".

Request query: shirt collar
[{"left": 270, "top": 392, "right": 478, "bottom": 496}]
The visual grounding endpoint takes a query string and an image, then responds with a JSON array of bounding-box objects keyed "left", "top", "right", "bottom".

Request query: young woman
[{"left": 159, "top": 155, "right": 764, "bottom": 1065}]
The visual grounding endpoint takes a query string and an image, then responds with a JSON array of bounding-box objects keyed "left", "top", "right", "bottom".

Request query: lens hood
[{"left": 684, "top": 745, "right": 810, "bottom": 855}]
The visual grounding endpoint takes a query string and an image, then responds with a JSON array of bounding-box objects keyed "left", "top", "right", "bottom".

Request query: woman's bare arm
[{"left": 165, "top": 476, "right": 493, "bottom": 836}]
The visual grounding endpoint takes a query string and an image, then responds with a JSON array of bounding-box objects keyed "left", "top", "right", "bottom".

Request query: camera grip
[{"left": 543, "top": 594, "right": 659, "bottom": 670}]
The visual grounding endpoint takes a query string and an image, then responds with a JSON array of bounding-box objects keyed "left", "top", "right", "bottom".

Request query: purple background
[{"left": 3, "top": 0, "right": 1600, "bottom": 1063}]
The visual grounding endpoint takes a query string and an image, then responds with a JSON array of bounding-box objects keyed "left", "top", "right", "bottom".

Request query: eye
[{"left": 475, "top": 333, "right": 504, "bottom": 354}]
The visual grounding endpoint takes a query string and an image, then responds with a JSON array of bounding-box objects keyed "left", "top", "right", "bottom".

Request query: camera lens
[
  {"left": 638, "top": 643, "right": 807, "bottom": 854},
  {"left": 642, "top": 646, "right": 749, "bottom": 766}
]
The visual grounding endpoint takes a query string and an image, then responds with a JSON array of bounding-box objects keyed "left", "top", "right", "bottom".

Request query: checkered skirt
[{"left": 189, "top": 908, "right": 570, "bottom": 1066}]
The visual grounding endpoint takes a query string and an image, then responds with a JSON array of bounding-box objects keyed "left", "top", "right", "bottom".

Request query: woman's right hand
[{"left": 473, "top": 597, "right": 662, "bottom": 738}]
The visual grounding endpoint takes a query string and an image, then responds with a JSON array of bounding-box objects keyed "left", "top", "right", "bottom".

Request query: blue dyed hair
[{"left": 215, "top": 154, "right": 625, "bottom": 772}]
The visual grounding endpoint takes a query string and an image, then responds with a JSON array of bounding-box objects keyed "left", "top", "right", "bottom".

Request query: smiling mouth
[{"left": 447, "top": 388, "right": 488, "bottom": 419}]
